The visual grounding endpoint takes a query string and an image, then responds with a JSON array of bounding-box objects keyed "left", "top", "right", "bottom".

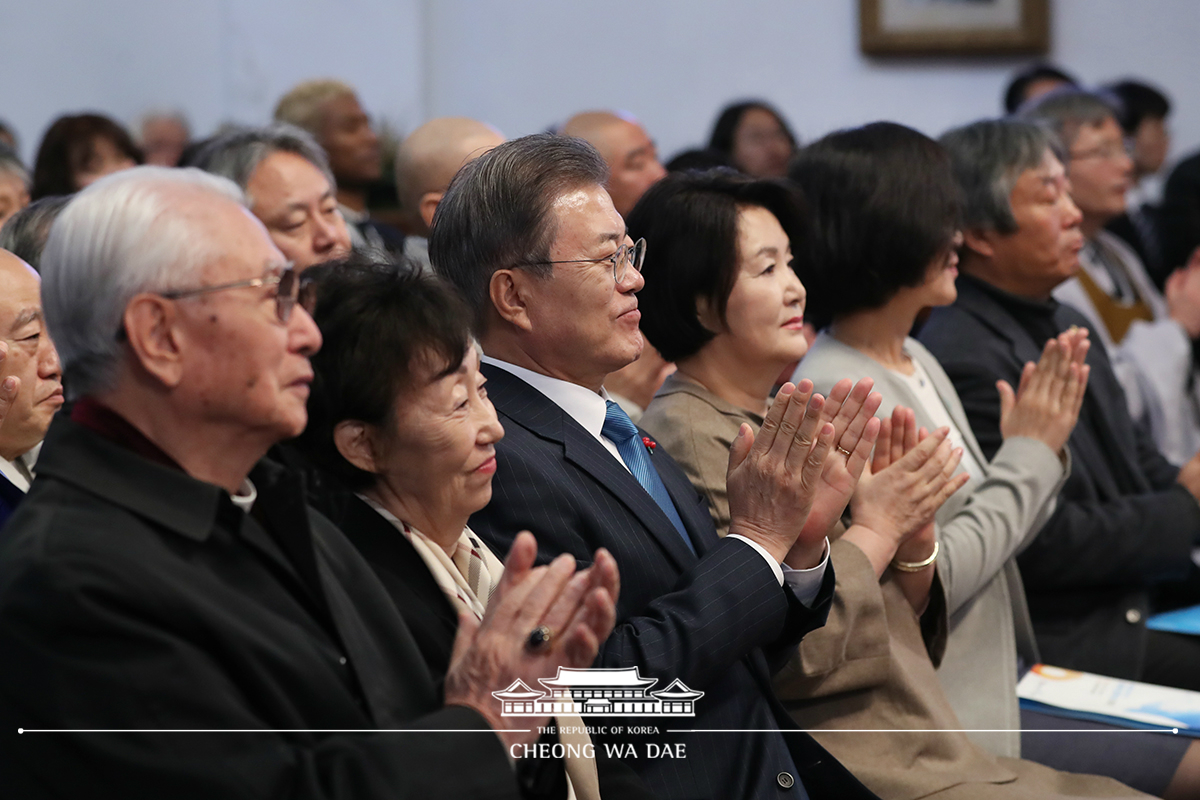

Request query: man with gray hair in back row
[
  {"left": 1021, "top": 89, "right": 1200, "bottom": 466},
  {"left": 921, "top": 117, "right": 1200, "bottom": 796},
  {"left": 188, "top": 123, "right": 352, "bottom": 271},
  {"left": 0, "top": 165, "right": 620, "bottom": 798}
]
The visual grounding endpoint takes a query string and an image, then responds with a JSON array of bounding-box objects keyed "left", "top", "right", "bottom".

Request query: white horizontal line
[
  {"left": 18, "top": 729, "right": 530, "bottom": 734},
  {"left": 667, "top": 728, "right": 1182, "bottom": 734}
]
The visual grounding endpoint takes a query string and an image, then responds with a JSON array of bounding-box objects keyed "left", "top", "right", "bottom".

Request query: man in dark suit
[
  {"left": 921, "top": 118, "right": 1200, "bottom": 691},
  {"left": 0, "top": 166, "right": 620, "bottom": 798},
  {"left": 432, "top": 133, "right": 877, "bottom": 800},
  {"left": 0, "top": 247, "right": 62, "bottom": 528}
]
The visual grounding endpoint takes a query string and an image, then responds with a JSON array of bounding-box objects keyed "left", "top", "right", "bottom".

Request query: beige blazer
[
  {"left": 797, "top": 332, "right": 1068, "bottom": 757},
  {"left": 641, "top": 377, "right": 1143, "bottom": 799}
]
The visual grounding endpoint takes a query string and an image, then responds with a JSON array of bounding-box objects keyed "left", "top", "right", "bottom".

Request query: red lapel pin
[{"left": 642, "top": 436, "right": 657, "bottom": 453}]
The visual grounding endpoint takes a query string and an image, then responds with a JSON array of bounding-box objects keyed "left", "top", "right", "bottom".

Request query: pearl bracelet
[{"left": 891, "top": 540, "right": 939, "bottom": 573}]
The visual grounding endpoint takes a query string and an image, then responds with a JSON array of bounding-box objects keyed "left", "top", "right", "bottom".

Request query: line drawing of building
[{"left": 492, "top": 667, "right": 704, "bottom": 717}]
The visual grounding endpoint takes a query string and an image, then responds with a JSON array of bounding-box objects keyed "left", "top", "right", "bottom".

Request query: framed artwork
[{"left": 860, "top": 0, "right": 1050, "bottom": 56}]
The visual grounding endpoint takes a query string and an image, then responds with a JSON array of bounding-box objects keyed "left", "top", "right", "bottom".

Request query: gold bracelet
[{"left": 891, "top": 540, "right": 939, "bottom": 573}]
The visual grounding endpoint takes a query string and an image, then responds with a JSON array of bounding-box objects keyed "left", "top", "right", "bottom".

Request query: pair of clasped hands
[{"left": 442, "top": 329, "right": 1091, "bottom": 750}]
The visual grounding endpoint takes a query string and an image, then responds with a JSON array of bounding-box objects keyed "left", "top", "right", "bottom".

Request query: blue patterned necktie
[{"left": 601, "top": 400, "right": 694, "bottom": 553}]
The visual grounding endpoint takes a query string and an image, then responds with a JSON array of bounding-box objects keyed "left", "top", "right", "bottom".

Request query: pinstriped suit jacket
[{"left": 471, "top": 363, "right": 878, "bottom": 800}]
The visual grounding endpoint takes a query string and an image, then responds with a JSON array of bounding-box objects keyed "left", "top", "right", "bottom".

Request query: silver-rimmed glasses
[
  {"left": 518, "top": 238, "right": 646, "bottom": 283},
  {"left": 160, "top": 261, "right": 300, "bottom": 323}
]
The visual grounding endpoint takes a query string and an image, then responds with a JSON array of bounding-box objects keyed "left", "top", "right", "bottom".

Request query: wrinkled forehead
[
  {"left": 193, "top": 200, "right": 286, "bottom": 281},
  {"left": 0, "top": 251, "right": 41, "bottom": 325}
]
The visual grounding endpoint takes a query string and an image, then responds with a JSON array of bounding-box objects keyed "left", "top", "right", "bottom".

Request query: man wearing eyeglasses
[
  {"left": 433, "top": 134, "right": 879, "bottom": 800},
  {"left": 1022, "top": 89, "right": 1200, "bottom": 466},
  {"left": 0, "top": 166, "right": 624, "bottom": 798}
]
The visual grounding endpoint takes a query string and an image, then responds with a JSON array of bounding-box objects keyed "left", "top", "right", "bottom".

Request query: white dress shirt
[
  {"left": 482, "top": 356, "right": 829, "bottom": 605},
  {"left": 0, "top": 441, "right": 40, "bottom": 493}
]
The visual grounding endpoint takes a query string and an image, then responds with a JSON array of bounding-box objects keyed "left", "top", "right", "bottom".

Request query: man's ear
[
  {"left": 489, "top": 269, "right": 535, "bottom": 332},
  {"left": 694, "top": 294, "right": 721, "bottom": 333},
  {"left": 334, "top": 420, "right": 382, "bottom": 475},
  {"left": 418, "top": 191, "right": 444, "bottom": 230},
  {"left": 963, "top": 228, "right": 996, "bottom": 260},
  {"left": 122, "top": 294, "right": 185, "bottom": 388}
]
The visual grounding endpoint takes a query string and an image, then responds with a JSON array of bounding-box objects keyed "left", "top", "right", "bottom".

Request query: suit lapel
[
  {"left": 954, "top": 279, "right": 1137, "bottom": 496},
  {"left": 483, "top": 364, "right": 698, "bottom": 568},
  {"left": 909, "top": 344, "right": 990, "bottom": 470},
  {"left": 338, "top": 495, "right": 460, "bottom": 675}
]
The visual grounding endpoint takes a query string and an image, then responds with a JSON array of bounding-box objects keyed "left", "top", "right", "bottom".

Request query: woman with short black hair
[
  {"left": 296, "top": 259, "right": 652, "bottom": 800},
  {"left": 793, "top": 122, "right": 1091, "bottom": 771}
]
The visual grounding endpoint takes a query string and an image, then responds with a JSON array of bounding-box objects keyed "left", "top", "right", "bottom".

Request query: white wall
[
  {"left": 0, "top": 0, "right": 423, "bottom": 163},
  {"left": 1, "top": 0, "right": 1199, "bottom": 169},
  {"left": 428, "top": 0, "right": 1200, "bottom": 166}
]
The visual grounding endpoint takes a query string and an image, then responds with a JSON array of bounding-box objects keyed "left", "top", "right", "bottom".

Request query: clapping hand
[
  {"left": 726, "top": 380, "right": 835, "bottom": 569},
  {"left": 998, "top": 327, "right": 1089, "bottom": 455},
  {"left": 444, "top": 532, "right": 619, "bottom": 751},
  {"left": 791, "top": 378, "right": 882, "bottom": 558},
  {"left": 844, "top": 405, "right": 968, "bottom": 578}
]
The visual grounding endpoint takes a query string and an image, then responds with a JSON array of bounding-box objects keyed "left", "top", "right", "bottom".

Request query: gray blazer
[{"left": 796, "top": 332, "right": 1068, "bottom": 758}]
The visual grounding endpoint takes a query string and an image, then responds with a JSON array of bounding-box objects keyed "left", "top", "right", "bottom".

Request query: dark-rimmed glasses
[
  {"left": 518, "top": 238, "right": 646, "bottom": 283},
  {"left": 160, "top": 262, "right": 301, "bottom": 323}
]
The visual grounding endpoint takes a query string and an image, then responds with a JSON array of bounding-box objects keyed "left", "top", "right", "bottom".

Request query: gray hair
[
  {"left": 0, "top": 143, "right": 29, "bottom": 188},
  {"left": 1017, "top": 88, "right": 1121, "bottom": 149},
  {"left": 0, "top": 195, "right": 71, "bottom": 270},
  {"left": 186, "top": 123, "right": 335, "bottom": 207},
  {"left": 430, "top": 133, "right": 609, "bottom": 331},
  {"left": 40, "top": 166, "right": 245, "bottom": 398},
  {"left": 940, "top": 118, "right": 1064, "bottom": 235}
]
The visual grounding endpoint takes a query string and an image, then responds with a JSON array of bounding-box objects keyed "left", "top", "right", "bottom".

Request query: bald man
[
  {"left": 395, "top": 117, "right": 505, "bottom": 272},
  {"left": 0, "top": 249, "right": 62, "bottom": 525},
  {"left": 560, "top": 111, "right": 666, "bottom": 218}
]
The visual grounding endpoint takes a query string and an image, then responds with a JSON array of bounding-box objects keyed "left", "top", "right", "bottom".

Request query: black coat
[
  {"left": 320, "top": 493, "right": 658, "bottom": 800},
  {"left": 919, "top": 275, "right": 1200, "bottom": 677},
  {"left": 469, "top": 363, "right": 878, "bottom": 800},
  {"left": 0, "top": 415, "right": 524, "bottom": 799}
]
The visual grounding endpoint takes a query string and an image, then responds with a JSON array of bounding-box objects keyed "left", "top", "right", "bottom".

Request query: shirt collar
[
  {"left": 0, "top": 452, "right": 31, "bottom": 492},
  {"left": 959, "top": 271, "right": 1059, "bottom": 319},
  {"left": 481, "top": 355, "right": 611, "bottom": 440}
]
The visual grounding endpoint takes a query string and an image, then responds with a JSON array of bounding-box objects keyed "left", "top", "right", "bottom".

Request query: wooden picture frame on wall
[{"left": 860, "top": 0, "right": 1049, "bottom": 56}]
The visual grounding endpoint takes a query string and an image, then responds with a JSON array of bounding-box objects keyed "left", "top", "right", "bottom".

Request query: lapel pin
[{"left": 642, "top": 436, "right": 657, "bottom": 453}]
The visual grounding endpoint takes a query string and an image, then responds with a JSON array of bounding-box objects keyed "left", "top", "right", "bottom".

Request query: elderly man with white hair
[{"left": 0, "top": 166, "right": 620, "bottom": 799}]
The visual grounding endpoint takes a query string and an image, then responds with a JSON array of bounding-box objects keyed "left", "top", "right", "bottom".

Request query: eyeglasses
[
  {"left": 160, "top": 262, "right": 301, "bottom": 323},
  {"left": 1069, "top": 138, "right": 1134, "bottom": 163},
  {"left": 518, "top": 238, "right": 646, "bottom": 284}
]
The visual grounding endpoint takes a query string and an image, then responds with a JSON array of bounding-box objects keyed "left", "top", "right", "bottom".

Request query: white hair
[{"left": 41, "top": 166, "right": 245, "bottom": 398}]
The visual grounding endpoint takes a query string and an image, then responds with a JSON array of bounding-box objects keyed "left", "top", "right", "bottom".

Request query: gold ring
[{"left": 836, "top": 446, "right": 852, "bottom": 457}]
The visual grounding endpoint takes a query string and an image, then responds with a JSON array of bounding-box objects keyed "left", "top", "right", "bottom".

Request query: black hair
[
  {"left": 31, "top": 113, "right": 143, "bottom": 200},
  {"left": 296, "top": 257, "right": 473, "bottom": 490},
  {"left": 628, "top": 168, "right": 808, "bottom": 362},
  {"left": 708, "top": 101, "right": 797, "bottom": 160},
  {"left": 430, "top": 133, "right": 608, "bottom": 333},
  {"left": 790, "top": 122, "right": 961, "bottom": 330},
  {"left": 1003, "top": 63, "right": 1079, "bottom": 114},
  {"left": 664, "top": 147, "right": 733, "bottom": 173},
  {"left": 1102, "top": 80, "right": 1171, "bottom": 134}
]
